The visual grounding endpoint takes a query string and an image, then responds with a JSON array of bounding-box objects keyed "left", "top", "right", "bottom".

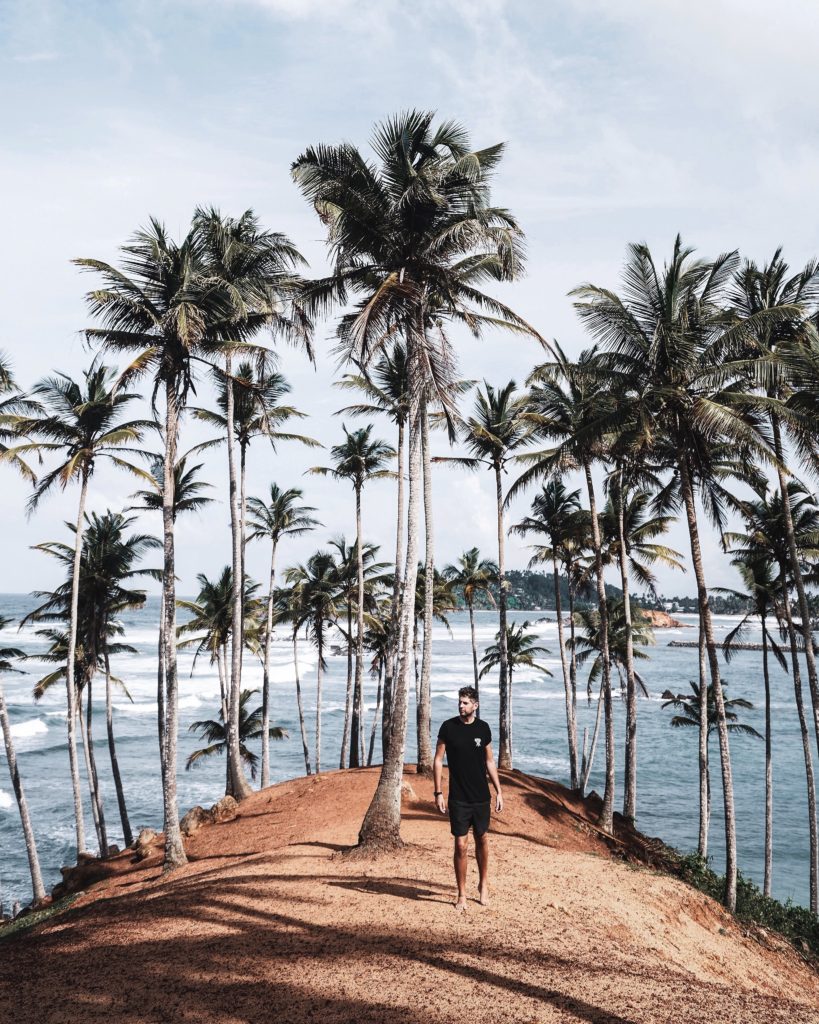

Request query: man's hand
[
  {"left": 435, "top": 793, "right": 447, "bottom": 814},
  {"left": 495, "top": 790, "right": 504, "bottom": 813}
]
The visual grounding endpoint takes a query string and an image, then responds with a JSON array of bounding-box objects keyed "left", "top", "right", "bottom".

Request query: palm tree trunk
[
  {"left": 315, "top": 637, "right": 323, "bottom": 775},
  {"left": 495, "top": 461, "right": 512, "bottom": 769},
  {"left": 217, "top": 646, "right": 229, "bottom": 724},
  {"left": 417, "top": 403, "right": 434, "bottom": 776},
  {"left": 368, "top": 660, "right": 383, "bottom": 767},
  {"left": 553, "top": 547, "right": 578, "bottom": 789},
  {"left": 567, "top": 570, "right": 578, "bottom": 715},
  {"left": 761, "top": 612, "right": 773, "bottom": 898},
  {"left": 580, "top": 677, "right": 605, "bottom": 795},
  {"left": 66, "top": 473, "right": 89, "bottom": 856},
  {"left": 616, "top": 480, "right": 638, "bottom": 823},
  {"left": 292, "top": 628, "right": 311, "bottom": 776},
  {"left": 239, "top": 442, "right": 248, "bottom": 687},
  {"left": 351, "top": 484, "right": 366, "bottom": 769},
  {"left": 157, "top": 590, "right": 166, "bottom": 793},
  {"left": 772, "top": 414, "right": 819, "bottom": 757},
  {"left": 0, "top": 680, "right": 45, "bottom": 903},
  {"left": 358, "top": 405, "right": 422, "bottom": 849},
  {"left": 224, "top": 353, "right": 252, "bottom": 800},
  {"left": 161, "top": 378, "right": 187, "bottom": 870},
  {"left": 383, "top": 418, "right": 405, "bottom": 753},
  {"left": 468, "top": 597, "right": 479, "bottom": 696},
  {"left": 78, "top": 685, "right": 106, "bottom": 854},
  {"left": 261, "top": 540, "right": 277, "bottom": 789},
  {"left": 780, "top": 581, "right": 819, "bottom": 914},
  {"left": 341, "top": 601, "right": 353, "bottom": 769},
  {"left": 678, "top": 455, "right": 736, "bottom": 910},
  {"left": 104, "top": 649, "right": 132, "bottom": 847},
  {"left": 583, "top": 462, "right": 615, "bottom": 832},
  {"left": 697, "top": 610, "right": 709, "bottom": 859}
]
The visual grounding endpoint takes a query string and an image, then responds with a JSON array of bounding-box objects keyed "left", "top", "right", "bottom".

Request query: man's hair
[{"left": 458, "top": 685, "right": 479, "bottom": 703}]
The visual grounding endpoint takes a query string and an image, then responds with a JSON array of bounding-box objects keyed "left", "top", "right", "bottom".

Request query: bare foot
[
  {"left": 478, "top": 888, "right": 490, "bottom": 907},
  {"left": 454, "top": 896, "right": 467, "bottom": 913}
]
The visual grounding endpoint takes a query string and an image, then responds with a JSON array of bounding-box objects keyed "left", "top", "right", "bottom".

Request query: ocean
[{"left": 0, "top": 595, "right": 813, "bottom": 911}]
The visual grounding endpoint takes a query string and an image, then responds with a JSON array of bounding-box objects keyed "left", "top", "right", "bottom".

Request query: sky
[{"left": 1, "top": 0, "right": 818, "bottom": 597}]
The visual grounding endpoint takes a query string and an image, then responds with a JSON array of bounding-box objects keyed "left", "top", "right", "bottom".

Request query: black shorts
[{"left": 449, "top": 800, "right": 490, "bottom": 837}]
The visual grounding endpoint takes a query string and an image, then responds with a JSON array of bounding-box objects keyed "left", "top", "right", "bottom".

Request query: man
[{"left": 433, "top": 686, "right": 503, "bottom": 912}]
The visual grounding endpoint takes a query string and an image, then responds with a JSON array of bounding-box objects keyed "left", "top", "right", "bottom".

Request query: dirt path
[{"left": 2, "top": 768, "right": 817, "bottom": 1024}]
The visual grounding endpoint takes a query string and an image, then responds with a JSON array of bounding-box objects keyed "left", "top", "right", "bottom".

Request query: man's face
[{"left": 458, "top": 696, "right": 478, "bottom": 719}]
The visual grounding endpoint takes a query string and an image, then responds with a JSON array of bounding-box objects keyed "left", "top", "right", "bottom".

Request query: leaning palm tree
[
  {"left": 480, "top": 621, "right": 552, "bottom": 749},
  {"left": 716, "top": 555, "right": 786, "bottom": 898},
  {"left": 186, "top": 688, "right": 287, "bottom": 779},
  {"left": 3, "top": 364, "right": 150, "bottom": 859},
  {"left": 75, "top": 218, "right": 228, "bottom": 870},
  {"left": 293, "top": 110, "right": 536, "bottom": 850},
  {"left": 194, "top": 207, "right": 313, "bottom": 803},
  {"left": 442, "top": 548, "right": 498, "bottom": 701},
  {"left": 510, "top": 481, "right": 585, "bottom": 789},
  {"left": 336, "top": 342, "right": 410, "bottom": 740},
  {"left": 309, "top": 426, "right": 395, "bottom": 769},
  {"left": 571, "top": 235, "right": 797, "bottom": 909},
  {"left": 435, "top": 381, "right": 537, "bottom": 770},
  {"left": 0, "top": 624, "right": 45, "bottom": 904},
  {"left": 245, "top": 485, "right": 320, "bottom": 787}
]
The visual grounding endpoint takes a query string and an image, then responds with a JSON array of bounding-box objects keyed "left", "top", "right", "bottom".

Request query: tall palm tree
[
  {"left": 510, "top": 481, "right": 584, "bottom": 789},
  {"left": 293, "top": 110, "right": 535, "bottom": 850},
  {"left": 245, "top": 485, "right": 320, "bottom": 787},
  {"left": 186, "top": 688, "right": 287, "bottom": 779},
  {"left": 726, "top": 481, "right": 819, "bottom": 913},
  {"left": 479, "top": 621, "right": 552, "bottom": 747},
  {"left": 193, "top": 207, "right": 312, "bottom": 803},
  {"left": 436, "top": 381, "right": 537, "bottom": 770},
  {"left": 284, "top": 550, "right": 343, "bottom": 774},
  {"left": 337, "top": 342, "right": 410, "bottom": 741},
  {"left": 0, "top": 624, "right": 45, "bottom": 904},
  {"left": 309, "top": 426, "right": 395, "bottom": 768},
  {"left": 571, "top": 236, "right": 795, "bottom": 909},
  {"left": 4, "top": 364, "right": 150, "bottom": 859},
  {"left": 513, "top": 345, "right": 618, "bottom": 831},
  {"left": 75, "top": 217, "right": 232, "bottom": 870},
  {"left": 717, "top": 556, "right": 786, "bottom": 898},
  {"left": 442, "top": 548, "right": 498, "bottom": 702},
  {"left": 129, "top": 450, "right": 215, "bottom": 794}
]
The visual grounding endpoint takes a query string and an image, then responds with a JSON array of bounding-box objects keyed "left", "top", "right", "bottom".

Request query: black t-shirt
[{"left": 437, "top": 716, "right": 492, "bottom": 804}]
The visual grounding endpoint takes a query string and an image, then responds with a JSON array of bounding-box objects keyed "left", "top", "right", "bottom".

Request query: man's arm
[
  {"left": 484, "top": 743, "right": 503, "bottom": 812},
  {"left": 433, "top": 740, "right": 447, "bottom": 814}
]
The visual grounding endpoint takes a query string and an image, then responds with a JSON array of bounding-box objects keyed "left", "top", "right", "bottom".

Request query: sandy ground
[{"left": 2, "top": 767, "right": 818, "bottom": 1024}]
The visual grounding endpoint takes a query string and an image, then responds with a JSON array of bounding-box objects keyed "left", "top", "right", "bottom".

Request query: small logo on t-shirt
[{"left": 474, "top": 738, "right": 482, "bottom": 747}]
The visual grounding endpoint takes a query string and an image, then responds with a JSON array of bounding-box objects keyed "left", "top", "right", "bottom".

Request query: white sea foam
[
  {"left": 9, "top": 719, "right": 48, "bottom": 741},
  {"left": 0, "top": 788, "right": 13, "bottom": 810}
]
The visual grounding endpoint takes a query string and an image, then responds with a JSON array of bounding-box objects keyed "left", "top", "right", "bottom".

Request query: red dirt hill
[{"left": 2, "top": 767, "right": 817, "bottom": 1024}]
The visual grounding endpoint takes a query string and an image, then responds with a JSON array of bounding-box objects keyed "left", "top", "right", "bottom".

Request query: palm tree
[
  {"left": 75, "top": 218, "right": 232, "bottom": 870},
  {"left": 293, "top": 110, "right": 535, "bottom": 850},
  {"left": 193, "top": 207, "right": 312, "bottom": 804},
  {"left": 245, "top": 485, "right": 320, "bottom": 787},
  {"left": 187, "top": 688, "right": 287, "bottom": 779},
  {"left": 663, "top": 681, "right": 762, "bottom": 850},
  {"left": 284, "top": 550, "right": 343, "bottom": 774},
  {"left": 571, "top": 236, "right": 795, "bottom": 909},
  {"left": 510, "top": 481, "right": 584, "bottom": 789},
  {"left": 4, "top": 364, "right": 150, "bottom": 859},
  {"left": 480, "top": 621, "right": 552, "bottom": 748},
  {"left": 309, "top": 426, "right": 395, "bottom": 769},
  {"left": 412, "top": 567, "right": 457, "bottom": 752},
  {"left": 336, "top": 342, "right": 410, "bottom": 741},
  {"left": 442, "top": 548, "right": 498, "bottom": 703},
  {"left": 436, "top": 381, "right": 536, "bottom": 770},
  {"left": 717, "top": 556, "right": 786, "bottom": 898},
  {"left": 129, "top": 450, "right": 215, "bottom": 793},
  {"left": 513, "top": 344, "right": 618, "bottom": 831},
  {"left": 0, "top": 623, "right": 45, "bottom": 904}
]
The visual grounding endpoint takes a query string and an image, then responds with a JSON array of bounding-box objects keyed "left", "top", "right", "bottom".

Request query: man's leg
[
  {"left": 475, "top": 830, "right": 490, "bottom": 906},
  {"left": 453, "top": 835, "right": 468, "bottom": 911}
]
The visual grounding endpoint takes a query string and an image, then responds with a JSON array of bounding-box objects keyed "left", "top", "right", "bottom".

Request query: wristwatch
[{"left": 433, "top": 791, "right": 443, "bottom": 797}]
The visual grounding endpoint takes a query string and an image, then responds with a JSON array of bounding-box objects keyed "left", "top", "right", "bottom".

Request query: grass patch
[
  {"left": 0, "top": 893, "right": 82, "bottom": 943},
  {"left": 674, "top": 853, "right": 819, "bottom": 957}
]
